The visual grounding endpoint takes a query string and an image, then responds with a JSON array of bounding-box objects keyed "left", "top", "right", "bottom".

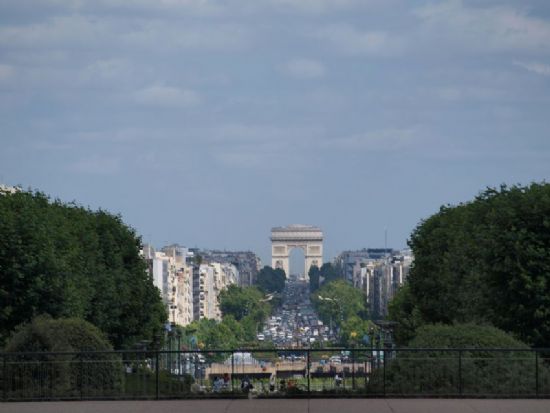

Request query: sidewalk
[{"left": 1, "top": 399, "right": 550, "bottom": 413}]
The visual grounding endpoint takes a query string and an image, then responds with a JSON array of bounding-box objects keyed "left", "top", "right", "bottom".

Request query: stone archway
[{"left": 271, "top": 225, "right": 323, "bottom": 279}]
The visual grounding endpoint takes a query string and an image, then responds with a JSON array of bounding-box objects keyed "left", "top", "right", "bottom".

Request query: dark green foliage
[
  {"left": 339, "top": 316, "right": 375, "bottom": 347},
  {"left": 311, "top": 280, "right": 367, "bottom": 334},
  {"left": 183, "top": 318, "right": 242, "bottom": 350},
  {"left": 5, "top": 315, "right": 114, "bottom": 353},
  {"left": 371, "top": 324, "right": 545, "bottom": 396},
  {"left": 319, "top": 263, "right": 341, "bottom": 284},
  {"left": 3, "top": 316, "right": 123, "bottom": 398},
  {"left": 218, "top": 285, "right": 272, "bottom": 343},
  {"left": 0, "top": 190, "right": 166, "bottom": 348},
  {"left": 390, "top": 183, "right": 550, "bottom": 347},
  {"left": 387, "top": 285, "right": 423, "bottom": 345},
  {"left": 308, "top": 265, "right": 320, "bottom": 292},
  {"left": 408, "top": 323, "right": 530, "bottom": 349},
  {"left": 256, "top": 266, "right": 286, "bottom": 293}
]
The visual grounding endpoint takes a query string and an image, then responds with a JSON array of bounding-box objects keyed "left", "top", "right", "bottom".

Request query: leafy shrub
[
  {"left": 369, "top": 324, "right": 545, "bottom": 396},
  {"left": 3, "top": 316, "right": 123, "bottom": 399}
]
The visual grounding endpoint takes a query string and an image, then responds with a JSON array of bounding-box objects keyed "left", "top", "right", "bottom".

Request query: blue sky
[{"left": 1, "top": 0, "right": 549, "bottom": 266}]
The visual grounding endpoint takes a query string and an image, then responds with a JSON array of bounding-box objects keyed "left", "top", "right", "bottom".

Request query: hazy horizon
[{"left": 1, "top": 1, "right": 549, "bottom": 266}]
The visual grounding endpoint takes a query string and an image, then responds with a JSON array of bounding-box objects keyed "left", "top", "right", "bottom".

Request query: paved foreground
[{"left": 1, "top": 399, "right": 550, "bottom": 413}]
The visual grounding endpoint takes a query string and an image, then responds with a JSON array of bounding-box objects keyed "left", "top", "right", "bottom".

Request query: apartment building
[{"left": 335, "top": 248, "right": 413, "bottom": 318}]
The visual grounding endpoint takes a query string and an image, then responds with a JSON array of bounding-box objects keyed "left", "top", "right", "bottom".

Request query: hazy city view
[{"left": 1, "top": 0, "right": 550, "bottom": 408}]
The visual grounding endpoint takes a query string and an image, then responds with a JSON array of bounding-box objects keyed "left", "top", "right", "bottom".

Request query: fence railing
[{"left": 1, "top": 348, "right": 549, "bottom": 400}]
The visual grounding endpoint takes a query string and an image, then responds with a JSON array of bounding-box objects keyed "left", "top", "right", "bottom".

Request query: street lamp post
[
  {"left": 176, "top": 331, "right": 181, "bottom": 376},
  {"left": 318, "top": 295, "right": 343, "bottom": 342},
  {"left": 369, "top": 326, "right": 375, "bottom": 374}
]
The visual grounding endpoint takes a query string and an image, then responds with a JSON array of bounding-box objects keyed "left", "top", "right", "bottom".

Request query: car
[
  {"left": 329, "top": 356, "right": 341, "bottom": 364},
  {"left": 257, "top": 333, "right": 265, "bottom": 341}
]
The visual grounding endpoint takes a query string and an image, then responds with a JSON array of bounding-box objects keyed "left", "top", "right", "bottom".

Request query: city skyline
[{"left": 1, "top": 1, "right": 549, "bottom": 266}]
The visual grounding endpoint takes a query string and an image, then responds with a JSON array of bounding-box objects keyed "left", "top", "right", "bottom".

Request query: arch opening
[{"left": 289, "top": 246, "right": 306, "bottom": 281}]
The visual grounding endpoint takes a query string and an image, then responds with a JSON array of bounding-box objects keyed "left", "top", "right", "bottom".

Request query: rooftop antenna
[{"left": 385, "top": 227, "right": 388, "bottom": 259}]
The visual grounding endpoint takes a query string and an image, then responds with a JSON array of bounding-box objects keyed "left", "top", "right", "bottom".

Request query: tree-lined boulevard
[{"left": 1, "top": 183, "right": 550, "bottom": 400}]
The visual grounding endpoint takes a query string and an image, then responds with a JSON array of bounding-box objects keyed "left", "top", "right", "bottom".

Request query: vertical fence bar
[
  {"left": 351, "top": 349, "right": 356, "bottom": 390},
  {"left": 79, "top": 353, "right": 84, "bottom": 400},
  {"left": 458, "top": 350, "right": 462, "bottom": 396},
  {"left": 2, "top": 354, "right": 6, "bottom": 401},
  {"left": 306, "top": 349, "right": 310, "bottom": 394},
  {"left": 231, "top": 351, "right": 234, "bottom": 392},
  {"left": 535, "top": 350, "right": 539, "bottom": 397},
  {"left": 383, "top": 348, "right": 386, "bottom": 397},
  {"left": 155, "top": 351, "right": 160, "bottom": 400}
]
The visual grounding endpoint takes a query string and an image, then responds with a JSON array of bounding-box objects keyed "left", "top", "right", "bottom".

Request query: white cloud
[
  {"left": 315, "top": 24, "right": 403, "bottom": 56},
  {"left": 133, "top": 85, "right": 201, "bottom": 107},
  {"left": 81, "top": 59, "right": 130, "bottom": 82},
  {"left": 514, "top": 61, "right": 550, "bottom": 76},
  {"left": 415, "top": 0, "right": 550, "bottom": 54},
  {"left": 322, "top": 128, "right": 418, "bottom": 152},
  {"left": 265, "top": 0, "right": 361, "bottom": 13},
  {"left": 435, "top": 86, "right": 508, "bottom": 102},
  {"left": 281, "top": 58, "right": 326, "bottom": 79},
  {"left": 70, "top": 156, "right": 121, "bottom": 175},
  {"left": 207, "top": 123, "right": 323, "bottom": 169},
  {"left": 0, "top": 64, "right": 14, "bottom": 81},
  {"left": 0, "top": 15, "right": 250, "bottom": 53}
]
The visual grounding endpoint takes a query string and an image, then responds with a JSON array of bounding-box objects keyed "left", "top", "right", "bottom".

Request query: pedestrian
[
  {"left": 334, "top": 373, "right": 342, "bottom": 388},
  {"left": 269, "top": 374, "right": 276, "bottom": 392},
  {"left": 241, "top": 376, "right": 253, "bottom": 394},
  {"left": 223, "top": 372, "right": 230, "bottom": 389},
  {"left": 213, "top": 376, "right": 225, "bottom": 392}
]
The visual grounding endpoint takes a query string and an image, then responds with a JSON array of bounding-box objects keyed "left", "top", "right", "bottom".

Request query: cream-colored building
[
  {"left": 196, "top": 262, "right": 239, "bottom": 321},
  {"left": 142, "top": 244, "right": 194, "bottom": 327},
  {"left": 346, "top": 250, "right": 413, "bottom": 317}
]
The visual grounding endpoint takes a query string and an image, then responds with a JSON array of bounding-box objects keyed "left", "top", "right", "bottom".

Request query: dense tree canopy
[
  {"left": 0, "top": 190, "right": 166, "bottom": 348},
  {"left": 218, "top": 284, "right": 272, "bottom": 342},
  {"left": 319, "top": 262, "right": 341, "bottom": 284},
  {"left": 5, "top": 315, "right": 114, "bottom": 353},
  {"left": 311, "top": 280, "right": 367, "bottom": 330},
  {"left": 182, "top": 317, "right": 243, "bottom": 350},
  {"left": 371, "top": 324, "right": 541, "bottom": 396},
  {"left": 255, "top": 266, "right": 286, "bottom": 294},
  {"left": 390, "top": 183, "right": 550, "bottom": 347},
  {"left": 4, "top": 316, "right": 123, "bottom": 394},
  {"left": 218, "top": 285, "right": 271, "bottom": 322},
  {"left": 308, "top": 265, "right": 320, "bottom": 292}
]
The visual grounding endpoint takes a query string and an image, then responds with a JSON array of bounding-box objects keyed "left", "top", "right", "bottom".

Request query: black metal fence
[{"left": 1, "top": 348, "right": 549, "bottom": 400}]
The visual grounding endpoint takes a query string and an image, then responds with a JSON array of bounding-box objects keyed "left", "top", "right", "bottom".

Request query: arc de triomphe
[{"left": 271, "top": 225, "right": 323, "bottom": 279}]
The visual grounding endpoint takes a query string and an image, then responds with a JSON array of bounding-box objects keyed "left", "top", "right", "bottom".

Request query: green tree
[
  {"left": 371, "top": 324, "right": 544, "bottom": 396},
  {"left": 308, "top": 265, "right": 320, "bottom": 292},
  {"left": 319, "top": 262, "right": 341, "bottom": 284},
  {"left": 255, "top": 266, "right": 286, "bottom": 293},
  {"left": 218, "top": 284, "right": 272, "bottom": 342},
  {"left": 390, "top": 183, "right": 550, "bottom": 347},
  {"left": 3, "top": 316, "right": 123, "bottom": 397},
  {"left": 0, "top": 190, "right": 166, "bottom": 348},
  {"left": 387, "top": 284, "right": 423, "bottom": 346},
  {"left": 218, "top": 285, "right": 270, "bottom": 322},
  {"left": 183, "top": 318, "right": 241, "bottom": 350},
  {"left": 340, "top": 316, "right": 376, "bottom": 347},
  {"left": 311, "top": 280, "right": 367, "bottom": 331}
]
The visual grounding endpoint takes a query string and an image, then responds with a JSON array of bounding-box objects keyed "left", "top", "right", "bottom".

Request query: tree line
[
  {"left": 0, "top": 190, "right": 166, "bottom": 349},
  {"left": 389, "top": 183, "right": 550, "bottom": 348}
]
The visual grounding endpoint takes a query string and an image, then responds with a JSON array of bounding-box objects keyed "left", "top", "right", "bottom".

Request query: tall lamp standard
[
  {"left": 369, "top": 326, "right": 375, "bottom": 373},
  {"left": 318, "top": 295, "right": 343, "bottom": 341},
  {"left": 176, "top": 330, "right": 182, "bottom": 376}
]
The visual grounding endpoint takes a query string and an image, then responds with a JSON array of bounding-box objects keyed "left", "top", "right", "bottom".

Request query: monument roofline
[{"left": 271, "top": 224, "right": 322, "bottom": 232}]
